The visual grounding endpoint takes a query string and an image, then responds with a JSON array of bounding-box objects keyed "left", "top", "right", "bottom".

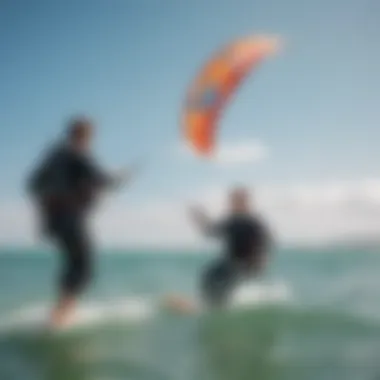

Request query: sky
[{"left": 0, "top": 0, "right": 379, "bottom": 248}]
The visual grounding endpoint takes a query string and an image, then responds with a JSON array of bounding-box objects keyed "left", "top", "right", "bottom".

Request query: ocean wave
[{"left": 2, "top": 280, "right": 378, "bottom": 339}]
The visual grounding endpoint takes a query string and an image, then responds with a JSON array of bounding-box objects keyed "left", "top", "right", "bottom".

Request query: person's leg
[
  {"left": 49, "top": 293, "right": 77, "bottom": 328},
  {"left": 200, "top": 258, "right": 237, "bottom": 308},
  {"left": 50, "top": 227, "right": 92, "bottom": 329}
]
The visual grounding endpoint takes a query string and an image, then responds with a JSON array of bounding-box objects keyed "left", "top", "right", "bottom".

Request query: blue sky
[{"left": 0, "top": 0, "right": 379, "bottom": 246}]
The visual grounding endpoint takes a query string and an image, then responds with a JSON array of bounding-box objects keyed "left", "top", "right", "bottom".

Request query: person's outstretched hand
[
  {"left": 188, "top": 204, "right": 202, "bottom": 216},
  {"left": 189, "top": 205, "right": 209, "bottom": 225},
  {"left": 113, "top": 161, "right": 144, "bottom": 188}
]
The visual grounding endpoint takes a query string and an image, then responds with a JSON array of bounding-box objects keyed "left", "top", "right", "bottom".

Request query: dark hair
[{"left": 66, "top": 116, "right": 93, "bottom": 141}]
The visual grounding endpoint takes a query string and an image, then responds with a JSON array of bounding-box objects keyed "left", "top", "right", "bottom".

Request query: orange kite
[{"left": 183, "top": 36, "right": 280, "bottom": 156}]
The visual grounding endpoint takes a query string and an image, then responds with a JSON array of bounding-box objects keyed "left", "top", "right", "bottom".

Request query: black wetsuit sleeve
[
  {"left": 204, "top": 220, "right": 228, "bottom": 237},
  {"left": 79, "top": 155, "right": 115, "bottom": 190}
]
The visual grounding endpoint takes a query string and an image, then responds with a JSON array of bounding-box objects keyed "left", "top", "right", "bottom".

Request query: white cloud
[
  {"left": 213, "top": 140, "right": 268, "bottom": 165},
  {"left": 2, "top": 178, "right": 380, "bottom": 249},
  {"left": 180, "top": 139, "right": 268, "bottom": 165}
]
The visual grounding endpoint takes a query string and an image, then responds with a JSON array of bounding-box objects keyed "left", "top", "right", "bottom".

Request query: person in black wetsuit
[
  {"left": 190, "top": 187, "right": 272, "bottom": 307},
  {"left": 27, "top": 116, "right": 130, "bottom": 328}
]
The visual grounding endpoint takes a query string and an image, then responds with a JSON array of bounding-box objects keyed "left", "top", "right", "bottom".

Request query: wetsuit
[
  {"left": 201, "top": 214, "right": 271, "bottom": 307},
  {"left": 27, "top": 143, "right": 114, "bottom": 296}
]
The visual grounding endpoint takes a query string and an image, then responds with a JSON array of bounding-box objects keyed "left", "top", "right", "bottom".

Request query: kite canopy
[{"left": 183, "top": 36, "right": 280, "bottom": 156}]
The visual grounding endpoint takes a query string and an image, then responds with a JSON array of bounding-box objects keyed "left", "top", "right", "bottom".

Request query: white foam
[
  {"left": 71, "top": 297, "right": 154, "bottom": 327},
  {"left": 161, "top": 281, "right": 293, "bottom": 315},
  {"left": 0, "top": 296, "right": 155, "bottom": 334},
  {"left": 230, "top": 281, "right": 293, "bottom": 309},
  {"left": 0, "top": 304, "right": 48, "bottom": 332}
]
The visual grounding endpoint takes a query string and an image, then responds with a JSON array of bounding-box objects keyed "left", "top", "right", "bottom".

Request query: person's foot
[
  {"left": 163, "top": 294, "right": 198, "bottom": 314},
  {"left": 48, "top": 296, "right": 77, "bottom": 330}
]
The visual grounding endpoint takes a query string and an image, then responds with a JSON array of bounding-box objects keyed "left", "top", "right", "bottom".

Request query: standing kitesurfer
[{"left": 27, "top": 116, "right": 131, "bottom": 328}]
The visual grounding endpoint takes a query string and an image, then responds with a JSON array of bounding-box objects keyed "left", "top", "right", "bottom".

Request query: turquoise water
[{"left": 1, "top": 247, "right": 380, "bottom": 380}]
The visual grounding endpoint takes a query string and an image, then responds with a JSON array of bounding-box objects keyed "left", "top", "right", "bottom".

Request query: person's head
[
  {"left": 228, "top": 186, "right": 252, "bottom": 214},
  {"left": 66, "top": 116, "right": 94, "bottom": 151}
]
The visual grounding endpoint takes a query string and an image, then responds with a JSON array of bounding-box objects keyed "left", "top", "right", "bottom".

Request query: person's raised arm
[
  {"left": 82, "top": 156, "right": 138, "bottom": 191},
  {"left": 189, "top": 205, "right": 225, "bottom": 237}
]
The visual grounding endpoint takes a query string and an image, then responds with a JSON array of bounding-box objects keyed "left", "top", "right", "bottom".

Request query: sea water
[{"left": 1, "top": 247, "right": 380, "bottom": 380}]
